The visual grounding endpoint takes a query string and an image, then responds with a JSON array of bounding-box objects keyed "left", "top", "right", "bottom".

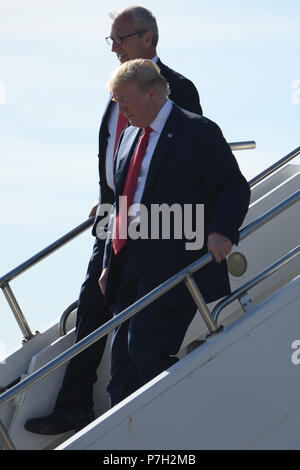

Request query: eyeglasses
[{"left": 105, "top": 30, "right": 148, "bottom": 47}]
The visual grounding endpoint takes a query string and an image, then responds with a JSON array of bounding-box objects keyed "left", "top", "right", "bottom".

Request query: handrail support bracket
[
  {"left": 184, "top": 273, "right": 219, "bottom": 334},
  {"left": 238, "top": 293, "right": 256, "bottom": 313},
  {"left": 1, "top": 283, "right": 34, "bottom": 342},
  {"left": 0, "top": 419, "right": 15, "bottom": 450}
]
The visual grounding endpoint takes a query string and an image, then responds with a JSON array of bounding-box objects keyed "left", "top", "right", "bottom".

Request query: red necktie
[
  {"left": 113, "top": 126, "right": 153, "bottom": 255},
  {"left": 113, "top": 113, "right": 128, "bottom": 159}
]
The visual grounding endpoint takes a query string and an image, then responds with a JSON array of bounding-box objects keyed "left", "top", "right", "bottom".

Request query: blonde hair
[{"left": 107, "top": 59, "right": 170, "bottom": 99}]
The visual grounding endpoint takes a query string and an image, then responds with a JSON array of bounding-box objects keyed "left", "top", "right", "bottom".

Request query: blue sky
[{"left": 0, "top": 0, "right": 299, "bottom": 353}]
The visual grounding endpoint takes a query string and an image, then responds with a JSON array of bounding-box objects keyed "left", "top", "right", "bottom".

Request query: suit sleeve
[
  {"left": 169, "top": 77, "right": 203, "bottom": 115},
  {"left": 102, "top": 203, "right": 115, "bottom": 268},
  {"left": 103, "top": 236, "right": 112, "bottom": 269},
  {"left": 159, "top": 60, "right": 202, "bottom": 115},
  {"left": 196, "top": 120, "right": 250, "bottom": 245}
]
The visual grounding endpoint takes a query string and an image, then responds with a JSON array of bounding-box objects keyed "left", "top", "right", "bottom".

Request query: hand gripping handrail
[{"left": 0, "top": 190, "right": 299, "bottom": 450}]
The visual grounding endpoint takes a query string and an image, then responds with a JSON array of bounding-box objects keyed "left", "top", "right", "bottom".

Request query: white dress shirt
[
  {"left": 128, "top": 99, "right": 173, "bottom": 222},
  {"left": 105, "top": 100, "right": 119, "bottom": 191}
]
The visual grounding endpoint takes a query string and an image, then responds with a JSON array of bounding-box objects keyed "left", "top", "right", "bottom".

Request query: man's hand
[
  {"left": 99, "top": 268, "right": 109, "bottom": 294},
  {"left": 89, "top": 203, "right": 99, "bottom": 217},
  {"left": 207, "top": 232, "right": 232, "bottom": 264}
]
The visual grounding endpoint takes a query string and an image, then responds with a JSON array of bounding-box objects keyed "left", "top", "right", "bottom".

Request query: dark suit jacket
[
  {"left": 103, "top": 104, "right": 251, "bottom": 308},
  {"left": 92, "top": 59, "right": 202, "bottom": 235}
]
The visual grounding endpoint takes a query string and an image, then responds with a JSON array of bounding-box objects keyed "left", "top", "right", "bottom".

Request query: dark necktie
[
  {"left": 113, "top": 126, "right": 153, "bottom": 255},
  {"left": 113, "top": 113, "right": 128, "bottom": 159}
]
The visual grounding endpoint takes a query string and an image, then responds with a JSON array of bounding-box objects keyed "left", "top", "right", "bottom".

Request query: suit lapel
[
  {"left": 113, "top": 105, "right": 182, "bottom": 210},
  {"left": 103, "top": 94, "right": 113, "bottom": 115},
  {"left": 156, "top": 58, "right": 165, "bottom": 74},
  {"left": 142, "top": 105, "right": 181, "bottom": 199},
  {"left": 99, "top": 96, "right": 113, "bottom": 138}
]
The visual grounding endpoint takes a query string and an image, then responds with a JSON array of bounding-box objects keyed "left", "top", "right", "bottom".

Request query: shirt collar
[{"left": 150, "top": 99, "right": 173, "bottom": 135}]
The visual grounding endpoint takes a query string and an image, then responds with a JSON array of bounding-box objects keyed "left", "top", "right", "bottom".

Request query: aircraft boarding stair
[{"left": 0, "top": 145, "right": 299, "bottom": 450}]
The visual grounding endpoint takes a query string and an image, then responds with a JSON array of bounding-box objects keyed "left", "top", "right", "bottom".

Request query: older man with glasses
[{"left": 25, "top": 5, "right": 202, "bottom": 435}]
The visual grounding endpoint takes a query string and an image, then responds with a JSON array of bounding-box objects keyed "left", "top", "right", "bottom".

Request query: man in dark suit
[
  {"left": 99, "top": 59, "right": 250, "bottom": 407},
  {"left": 25, "top": 6, "right": 202, "bottom": 435}
]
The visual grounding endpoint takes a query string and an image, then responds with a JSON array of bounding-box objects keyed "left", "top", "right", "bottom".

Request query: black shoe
[{"left": 24, "top": 408, "right": 95, "bottom": 435}]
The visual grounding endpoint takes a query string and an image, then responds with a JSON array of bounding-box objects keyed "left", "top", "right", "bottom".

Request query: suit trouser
[
  {"left": 107, "top": 240, "right": 197, "bottom": 407},
  {"left": 54, "top": 237, "right": 112, "bottom": 411}
]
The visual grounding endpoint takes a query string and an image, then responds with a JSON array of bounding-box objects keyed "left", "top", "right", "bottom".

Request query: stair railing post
[{"left": 1, "top": 283, "right": 34, "bottom": 341}]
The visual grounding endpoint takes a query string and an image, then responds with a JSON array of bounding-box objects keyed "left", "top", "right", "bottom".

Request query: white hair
[{"left": 109, "top": 6, "right": 159, "bottom": 47}]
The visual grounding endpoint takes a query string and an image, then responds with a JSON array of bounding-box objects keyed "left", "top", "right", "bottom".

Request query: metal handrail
[
  {"left": 1, "top": 283, "right": 35, "bottom": 341},
  {"left": 1, "top": 142, "right": 299, "bottom": 341},
  {"left": 230, "top": 141, "right": 256, "bottom": 151},
  {"left": 0, "top": 217, "right": 94, "bottom": 341},
  {"left": 59, "top": 300, "right": 78, "bottom": 336},
  {"left": 0, "top": 217, "right": 94, "bottom": 287},
  {"left": 0, "top": 142, "right": 254, "bottom": 288},
  {"left": 212, "top": 245, "right": 300, "bottom": 324},
  {"left": 58, "top": 143, "right": 300, "bottom": 336},
  {"left": 0, "top": 141, "right": 255, "bottom": 341},
  {"left": 0, "top": 190, "right": 299, "bottom": 450},
  {"left": 249, "top": 145, "right": 300, "bottom": 188},
  {"left": 4, "top": 141, "right": 298, "bottom": 291}
]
